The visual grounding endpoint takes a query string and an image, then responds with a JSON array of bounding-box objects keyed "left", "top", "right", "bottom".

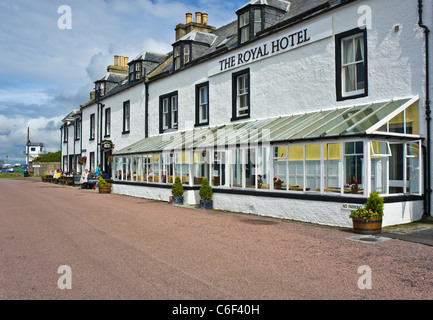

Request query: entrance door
[{"left": 103, "top": 150, "right": 112, "bottom": 178}]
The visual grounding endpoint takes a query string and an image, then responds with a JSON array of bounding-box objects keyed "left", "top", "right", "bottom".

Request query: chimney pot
[
  {"left": 195, "top": 12, "right": 202, "bottom": 24},
  {"left": 114, "top": 55, "right": 119, "bottom": 66},
  {"left": 124, "top": 57, "right": 129, "bottom": 66},
  {"left": 120, "top": 56, "right": 124, "bottom": 66},
  {"left": 202, "top": 13, "right": 208, "bottom": 25},
  {"left": 186, "top": 13, "right": 192, "bottom": 24}
]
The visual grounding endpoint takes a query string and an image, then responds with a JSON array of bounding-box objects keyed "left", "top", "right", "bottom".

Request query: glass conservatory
[{"left": 112, "top": 97, "right": 422, "bottom": 199}]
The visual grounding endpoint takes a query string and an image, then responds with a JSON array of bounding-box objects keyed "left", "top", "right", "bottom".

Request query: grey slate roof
[{"left": 148, "top": 0, "right": 349, "bottom": 80}]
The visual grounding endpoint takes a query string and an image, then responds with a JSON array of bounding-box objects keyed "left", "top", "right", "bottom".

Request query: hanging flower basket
[{"left": 78, "top": 156, "right": 87, "bottom": 165}]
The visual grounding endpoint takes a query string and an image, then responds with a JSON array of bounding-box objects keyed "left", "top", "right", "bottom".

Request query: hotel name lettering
[
  {"left": 219, "top": 29, "right": 310, "bottom": 72},
  {"left": 208, "top": 17, "right": 332, "bottom": 77}
]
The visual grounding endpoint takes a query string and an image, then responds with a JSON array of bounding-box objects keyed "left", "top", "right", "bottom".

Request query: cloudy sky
[{"left": 0, "top": 0, "right": 246, "bottom": 163}]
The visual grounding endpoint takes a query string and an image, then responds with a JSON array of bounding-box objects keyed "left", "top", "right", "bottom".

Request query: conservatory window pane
[
  {"left": 305, "top": 144, "right": 321, "bottom": 192},
  {"left": 231, "top": 149, "right": 243, "bottom": 188},
  {"left": 273, "top": 146, "right": 287, "bottom": 190},
  {"left": 389, "top": 144, "right": 404, "bottom": 193},
  {"left": 288, "top": 145, "right": 303, "bottom": 191},
  {"left": 344, "top": 142, "right": 363, "bottom": 193},
  {"left": 406, "top": 142, "right": 420, "bottom": 194},
  {"left": 132, "top": 157, "right": 138, "bottom": 181},
  {"left": 256, "top": 146, "right": 269, "bottom": 189},
  {"left": 405, "top": 102, "right": 419, "bottom": 134},
  {"left": 324, "top": 143, "right": 341, "bottom": 193},
  {"left": 114, "top": 157, "right": 121, "bottom": 180},
  {"left": 211, "top": 151, "right": 226, "bottom": 187},
  {"left": 371, "top": 141, "right": 391, "bottom": 156},
  {"left": 150, "top": 154, "right": 160, "bottom": 183},
  {"left": 370, "top": 142, "right": 388, "bottom": 195},
  {"left": 389, "top": 111, "right": 405, "bottom": 133},
  {"left": 193, "top": 151, "right": 208, "bottom": 185},
  {"left": 245, "top": 148, "right": 256, "bottom": 188}
]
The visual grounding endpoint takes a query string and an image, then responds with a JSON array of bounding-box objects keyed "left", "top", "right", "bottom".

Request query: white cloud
[{"left": 0, "top": 0, "right": 245, "bottom": 162}]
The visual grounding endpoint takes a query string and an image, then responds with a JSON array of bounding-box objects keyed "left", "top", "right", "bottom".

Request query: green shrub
[
  {"left": 171, "top": 177, "right": 184, "bottom": 197},
  {"left": 97, "top": 177, "right": 112, "bottom": 188},
  {"left": 199, "top": 178, "right": 213, "bottom": 200},
  {"left": 365, "top": 191, "right": 384, "bottom": 215}
]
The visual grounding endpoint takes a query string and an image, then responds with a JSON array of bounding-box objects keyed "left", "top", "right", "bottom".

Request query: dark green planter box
[
  {"left": 172, "top": 196, "right": 184, "bottom": 205},
  {"left": 200, "top": 199, "right": 213, "bottom": 210}
]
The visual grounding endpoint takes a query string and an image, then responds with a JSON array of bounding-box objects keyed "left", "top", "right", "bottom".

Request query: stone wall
[{"left": 32, "top": 162, "right": 61, "bottom": 176}]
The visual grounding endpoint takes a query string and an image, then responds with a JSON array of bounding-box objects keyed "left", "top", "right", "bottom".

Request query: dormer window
[
  {"left": 253, "top": 9, "right": 262, "bottom": 34},
  {"left": 129, "top": 62, "right": 142, "bottom": 82},
  {"left": 173, "top": 43, "right": 192, "bottom": 71},
  {"left": 174, "top": 46, "right": 181, "bottom": 70},
  {"left": 184, "top": 45, "right": 190, "bottom": 64},
  {"left": 239, "top": 12, "right": 249, "bottom": 43},
  {"left": 237, "top": 6, "right": 266, "bottom": 44},
  {"left": 96, "top": 82, "right": 105, "bottom": 97},
  {"left": 135, "top": 63, "right": 142, "bottom": 79}
]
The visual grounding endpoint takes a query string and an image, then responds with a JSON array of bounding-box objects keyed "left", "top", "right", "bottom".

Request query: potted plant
[
  {"left": 273, "top": 177, "right": 284, "bottom": 190},
  {"left": 257, "top": 175, "right": 263, "bottom": 189},
  {"left": 350, "top": 181, "right": 360, "bottom": 194},
  {"left": 199, "top": 178, "right": 213, "bottom": 209},
  {"left": 171, "top": 176, "right": 184, "bottom": 205},
  {"left": 97, "top": 177, "right": 112, "bottom": 194},
  {"left": 349, "top": 192, "right": 384, "bottom": 234}
]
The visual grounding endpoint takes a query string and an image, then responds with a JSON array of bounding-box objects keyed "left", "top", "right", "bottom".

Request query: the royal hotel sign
[{"left": 208, "top": 17, "right": 333, "bottom": 77}]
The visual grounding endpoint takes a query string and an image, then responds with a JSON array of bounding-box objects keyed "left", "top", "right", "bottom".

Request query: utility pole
[{"left": 26, "top": 127, "right": 30, "bottom": 165}]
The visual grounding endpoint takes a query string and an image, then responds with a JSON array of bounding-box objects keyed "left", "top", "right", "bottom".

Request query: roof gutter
[{"left": 418, "top": 0, "right": 431, "bottom": 218}]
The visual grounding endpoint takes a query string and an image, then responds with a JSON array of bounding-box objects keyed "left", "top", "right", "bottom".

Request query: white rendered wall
[
  {"left": 147, "top": 0, "right": 427, "bottom": 137},
  {"left": 112, "top": 182, "right": 423, "bottom": 227}
]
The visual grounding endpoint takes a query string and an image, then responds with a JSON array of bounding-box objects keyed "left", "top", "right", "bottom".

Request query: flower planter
[
  {"left": 99, "top": 186, "right": 112, "bottom": 194},
  {"left": 200, "top": 199, "right": 213, "bottom": 210},
  {"left": 172, "top": 196, "right": 183, "bottom": 205},
  {"left": 352, "top": 217, "right": 382, "bottom": 234}
]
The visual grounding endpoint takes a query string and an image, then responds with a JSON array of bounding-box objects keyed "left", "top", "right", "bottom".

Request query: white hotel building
[{"left": 61, "top": 0, "right": 432, "bottom": 228}]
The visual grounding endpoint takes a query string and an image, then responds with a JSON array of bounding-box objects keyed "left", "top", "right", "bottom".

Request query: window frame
[
  {"left": 195, "top": 82, "right": 209, "bottom": 127},
  {"left": 89, "top": 113, "right": 95, "bottom": 140},
  {"left": 173, "top": 46, "right": 181, "bottom": 71},
  {"left": 104, "top": 107, "right": 111, "bottom": 137},
  {"left": 231, "top": 68, "right": 250, "bottom": 121},
  {"left": 74, "top": 118, "right": 81, "bottom": 141},
  {"left": 123, "top": 100, "right": 130, "bottom": 134},
  {"left": 159, "top": 91, "right": 179, "bottom": 133},
  {"left": 335, "top": 28, "right": 368, "bottom": 101}
]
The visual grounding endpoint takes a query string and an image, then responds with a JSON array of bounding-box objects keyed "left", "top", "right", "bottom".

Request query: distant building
[{"left": 25, "top": 142, "right": 44, "bottom": 163}]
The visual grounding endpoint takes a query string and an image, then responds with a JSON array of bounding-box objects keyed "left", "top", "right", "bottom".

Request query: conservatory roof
[{"left": 114, "top": 96, "right": 419, "bottom": 155}]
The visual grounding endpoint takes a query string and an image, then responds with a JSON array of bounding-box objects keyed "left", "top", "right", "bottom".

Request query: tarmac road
[{"left": 1, "top": 177, "right": 433, "bottom": 301}]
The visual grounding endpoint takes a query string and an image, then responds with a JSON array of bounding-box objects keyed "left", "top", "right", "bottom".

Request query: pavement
[
  {"left": 23, "top": 176, "right": 433, "bottom": 246},
  {"left": 380, "top": 217, "right": 433, "bottom": 247},
  {"left": 2, "top": 176, "right": 433, "bottom": 301}
]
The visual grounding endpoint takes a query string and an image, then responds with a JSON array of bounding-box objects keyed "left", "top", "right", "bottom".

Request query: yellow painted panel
[
  {"left": 406, "top": 102, "right": 419, "bottom": 134},
  {"left": 288, "top": 145, "right": 303, "bottom": 161},
  {"left": 305, "top": 144, "right": 320, "bottom": 161},
  {"left": 325, "top": 143, "right": 341, "bottom": 160}
]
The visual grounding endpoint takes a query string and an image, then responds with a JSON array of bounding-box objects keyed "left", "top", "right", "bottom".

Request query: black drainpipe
[
  {"left": 418, "top": 0, "right": 431, "bottom": 218},
  {"left": 144, "top": 73, "right": 149, "bottom": 138}
]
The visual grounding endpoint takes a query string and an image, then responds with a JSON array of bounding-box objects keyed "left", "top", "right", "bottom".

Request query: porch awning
[{"left": 114, "top": 96, "right": 419, "bottom": 155}]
